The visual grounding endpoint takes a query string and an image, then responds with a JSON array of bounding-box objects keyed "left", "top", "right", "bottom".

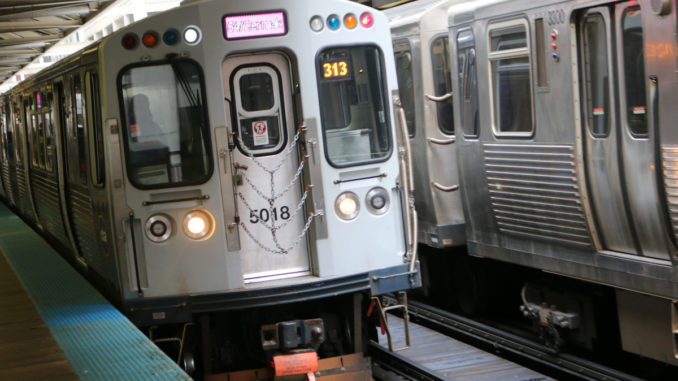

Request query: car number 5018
[{"left": 249, "top": 206, "right": 290, "bottom": 224}]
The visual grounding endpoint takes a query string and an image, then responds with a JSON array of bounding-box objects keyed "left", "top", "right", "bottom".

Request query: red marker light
[
  {"left": 142, "top": 32, "right": 158, "bottom": 47},
  {"left": 122, "top": 33, "right": 138, "bottom": 49},
  {"left": 360, "top": 12, "right": 374, "bottom": 28},
  {"left": 551, "top": 43, "right": 557, "bottom": 50}
]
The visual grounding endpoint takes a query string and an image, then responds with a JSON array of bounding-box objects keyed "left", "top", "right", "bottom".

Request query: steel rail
[{"left": 395, "top": 298, "right": 643, "bottom": 381}]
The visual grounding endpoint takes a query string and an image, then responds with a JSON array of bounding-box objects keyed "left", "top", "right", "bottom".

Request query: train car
[
  {"left": 0, "top": 0, "right": 420, "bottom": 377},
  {"left": 386, "top": 0, "right": 466, "bottom": 249},
  {"left": 450, "top": 0, "right": 678, "bottom": 367}
]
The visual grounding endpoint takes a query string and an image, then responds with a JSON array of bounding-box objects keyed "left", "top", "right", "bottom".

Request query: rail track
[{"left": 369, "top": 297, "right": 643, "bottom": 381}]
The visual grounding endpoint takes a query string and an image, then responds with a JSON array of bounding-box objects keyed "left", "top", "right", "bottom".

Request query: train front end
[{"left": 98, "top": 0, "right": 419, "bottom": 373}]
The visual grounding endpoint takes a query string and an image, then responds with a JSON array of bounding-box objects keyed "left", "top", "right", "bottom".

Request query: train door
[
  {"left": 56, "top": 80, "right": 82, "bottom": 260},
  {"left": 578, "top": 2, "right": 670, "bottom": 259},
  {"left": 62, "top": 73, "right": 88, "bottom": 264},
  {"left": 221, "top": 52, "right": 310, "bottom": 282}
]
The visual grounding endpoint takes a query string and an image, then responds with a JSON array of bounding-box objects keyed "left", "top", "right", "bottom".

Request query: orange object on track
[{"left": 272, "top": 352, "right": 319, "bottom": 377}]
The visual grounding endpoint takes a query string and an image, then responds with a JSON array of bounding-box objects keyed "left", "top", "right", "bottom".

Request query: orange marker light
[
  {"left": 344, "top": 14, "right": 357, "bottom": 29},
  {"left": 142, "top": 32, "right": 158, "bottom": 47}
]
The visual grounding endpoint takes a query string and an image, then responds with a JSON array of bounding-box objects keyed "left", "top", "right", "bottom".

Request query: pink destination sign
[{"left": 224, "top": 11, "right": 286, "bottom": 40}]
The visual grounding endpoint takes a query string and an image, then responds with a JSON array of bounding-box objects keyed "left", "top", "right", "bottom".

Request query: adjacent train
[
  {"left": 390, "top": 0, "right": 678, "bottom": 370},
  {"left": 0, "top": 0, "right": 421, "bottom": 377}
]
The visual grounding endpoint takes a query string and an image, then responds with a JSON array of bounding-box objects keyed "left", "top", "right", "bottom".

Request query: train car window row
[
  {"left": 457, "top": 28, "right": 478, "bottom": 138},
  {"left": 317, "top": 45, "right": 392, "bottom": 167},
  {"left": 394, "top": 40, "right": 416, "bottom": 138},
  {"left": 118, "top": 59, "right": 212, "bottom": 189},
  {"left": 488, "top": 20, "right": 534, "bottom": 137},
  {"left": 431, "top": 36, "right": 454, "bottom": 135}
]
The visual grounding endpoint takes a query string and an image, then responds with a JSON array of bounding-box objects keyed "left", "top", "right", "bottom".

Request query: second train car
[
  {"left": 0, "top": 0, "right": 420, "bottom": 377},
  {"left": 448, "top": 0, "right": 678, "bottom": 368}
]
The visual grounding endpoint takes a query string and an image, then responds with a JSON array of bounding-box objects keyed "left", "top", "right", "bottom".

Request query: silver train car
[
  {"left": 447, "top": 0, "right": 678, "bottom": 367},
  {"left": 386, "top": 0, "right": 467, "bottom": 249},
  {"left": 0, "top": 0, "right": 420, "bottom": 376}
]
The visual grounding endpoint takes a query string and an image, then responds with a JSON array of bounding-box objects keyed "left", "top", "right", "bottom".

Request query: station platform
[{"left": 0, "top": 203, "right": 190, "bottom": 380}]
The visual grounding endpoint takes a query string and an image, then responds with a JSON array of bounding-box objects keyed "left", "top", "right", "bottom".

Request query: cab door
[{"left": 221, "top": 52, "right": 310, "bottom": 282}]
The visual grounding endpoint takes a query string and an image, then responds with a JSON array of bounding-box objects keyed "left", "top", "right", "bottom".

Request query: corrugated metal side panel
[
  {"left": 69, "top": 188, "right": 98, "bottom": 262},
  {"left": 15, "top": 165, "right": 34, "bottom": 220},
  {"left": 661, "top": 145, "right": 678, "bottom": 244},
  {"left": 31, "top": 172, "right": 70, "bottom": 249},
  {"left": 1, "top": 164, "right": 13, "bottom": 204},
  {"left": 483, "top": 144, "right": 592, "bottom": 247}
]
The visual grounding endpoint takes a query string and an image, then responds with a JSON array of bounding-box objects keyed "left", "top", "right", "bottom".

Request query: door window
[{"left": 232, "top": 65, "right": 284, "bottom": 154}]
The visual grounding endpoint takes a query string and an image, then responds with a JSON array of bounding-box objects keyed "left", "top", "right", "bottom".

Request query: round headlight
[
  {"left": 183, "top": 209, "right": 214, "bottom": 240},
  {"left": 366, "top": 187, "right": 390, "bottom": 215},
  {"left": 335, "top": 192, "right": 360, "bottom": 221},
  {"left": 146, "top": 214, "right": 173, "bottom": 243}
]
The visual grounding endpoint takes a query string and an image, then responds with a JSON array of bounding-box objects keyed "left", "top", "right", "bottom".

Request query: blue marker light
[
  {"left": 327, "top": 14, "right": 340, "bottom": 30},
  {"left": 163, "top": 29, "right": 179, "bottom": 45}
]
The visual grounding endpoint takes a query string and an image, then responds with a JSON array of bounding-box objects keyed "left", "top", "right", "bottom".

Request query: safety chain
[
  {"left": 235, "top": 126, "right": 321, "bottom": 254},
  {"left": 240, "top": 211, "right": 323, "bottom": 255}
]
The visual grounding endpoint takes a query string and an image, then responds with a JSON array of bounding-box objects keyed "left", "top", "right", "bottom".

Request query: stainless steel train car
[
  {"left": 447, "top": 0, "right": 678, "bottom": 367},
  {"left": 0, "top": 0, "right": 421, "bottom": 376},
  {"left": 386, "top": 0, "right": 466, "bottom": 249}
]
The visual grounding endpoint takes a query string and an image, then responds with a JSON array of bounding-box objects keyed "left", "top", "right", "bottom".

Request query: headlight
[
  {"left": 366, "top": 187, "right": 389, "bottom": 215},
  {"left": 183, "top": 209, "right": 214, "bottom": 240},
  {"left": 335, "top": 192, "right": 360, "bottom": 220},
  {"left": 146, "top": 214, "right": 173, "bottom": 243}
]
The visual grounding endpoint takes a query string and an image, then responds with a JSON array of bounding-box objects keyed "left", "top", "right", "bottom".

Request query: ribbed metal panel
[
  {"left": 483, "top": 144, "right": 592, "bottom": 246},
  {"left": 14, "top": 165, "right": 32, "bottom": 219},
  {"left": 31, "top": 172, "right": 70, "bottom": 249},
  {"left": 1, "top": 164, "right": 13, "bottom": 203},
  {"left": 661, "top": 145, "right": 678, "bottom": 244},
  {"left": 68, "top": 188, "right": 98, "bottom": 258}
]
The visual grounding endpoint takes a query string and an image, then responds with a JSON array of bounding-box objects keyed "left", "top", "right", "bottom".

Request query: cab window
[
  {"left": 119, "top": 59, "right": 212, "bottom": 188},
  {"left": 317, "top": 46, "right": 391, "bottom": 167}
]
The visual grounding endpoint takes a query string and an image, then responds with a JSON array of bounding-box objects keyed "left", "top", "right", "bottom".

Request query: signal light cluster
[
  {"left": 121, "top": 26, "right": 201, "bottom": 50},
  {"left": 310, "top": 11, "right": 374, "bottom": 32}
]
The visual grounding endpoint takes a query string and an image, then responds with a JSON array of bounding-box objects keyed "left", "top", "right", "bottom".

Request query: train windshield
[
  {"left": 317, "top": 46, "right": 391, "bottom": 167},
  {"left": 119, "top": 59, "right": 211, "bottom": 188}
]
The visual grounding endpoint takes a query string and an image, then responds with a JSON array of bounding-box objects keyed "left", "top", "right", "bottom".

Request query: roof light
[
  {"left": 327, "top": 14, "right": 340, "bottom": 30},
  {"left": 183, "top": 26, "right": 202, "bottom": 45},
  {"left": 310, "top": 15, "right": 324, "bottom": 32},
  {"left": 360, "top": 12, "right": 374, "bottom": 28},
  {"left": 163, "top": 29, "right": 179, "bottom": 45},
  {"left": 142, "top": 31, "right": 159, "bottom": 47},
  {"left": 122, "top": 33, "right": 138, "bottom": 50},
  {"left": 344, "top": 14, "right": 357, "bottom": 29}
]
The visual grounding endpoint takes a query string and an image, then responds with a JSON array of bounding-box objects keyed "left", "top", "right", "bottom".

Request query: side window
[
  {"left": 580, "top": 12, "right": 610, "bottom": 137},
  {"left": 431, "top": 36, "right": 454, "bottom": 135},
  {"left": 12, "top": 99, "right": 22, "bottom": 163},
  {"left": 44, "top": 91, "right": 54, "bottom": 171},
  {"left": 87, "top": 72, "right": 105, "bottom": 186},
  {"left": 488, "top": 21, "right": 534, "bottom": 136},
  {"left": 620, "top": 5, "right": 647, "bottom": 137},
  {"left": 394, "top": 41, "right": 416, "bottom": 138},
  {"left": 457, "top": 28, "right": 479, "bottom": 138},
  {"left": 74, "top": 75, "right": 88, "bottom": 185}
]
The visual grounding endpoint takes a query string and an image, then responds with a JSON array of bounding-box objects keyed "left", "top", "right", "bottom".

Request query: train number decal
[
  {"left": 547, "top": 9, "right": 565, "bottom": 26},
  {"left": 249, "top": 206, "right": 290, "bottom": 224}
]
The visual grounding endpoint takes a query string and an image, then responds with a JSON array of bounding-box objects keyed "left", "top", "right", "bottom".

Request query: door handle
[{"left": 431, "top": 181, "right": 459, "bottom": 192}]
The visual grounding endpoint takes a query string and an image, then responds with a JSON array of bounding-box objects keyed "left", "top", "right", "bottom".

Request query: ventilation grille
[
  {"left": 661, "top": 145, "right": 678, "bottom": 244},
  {"left": 483, "top": 144, "right": 592, "bottom": 247}
]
